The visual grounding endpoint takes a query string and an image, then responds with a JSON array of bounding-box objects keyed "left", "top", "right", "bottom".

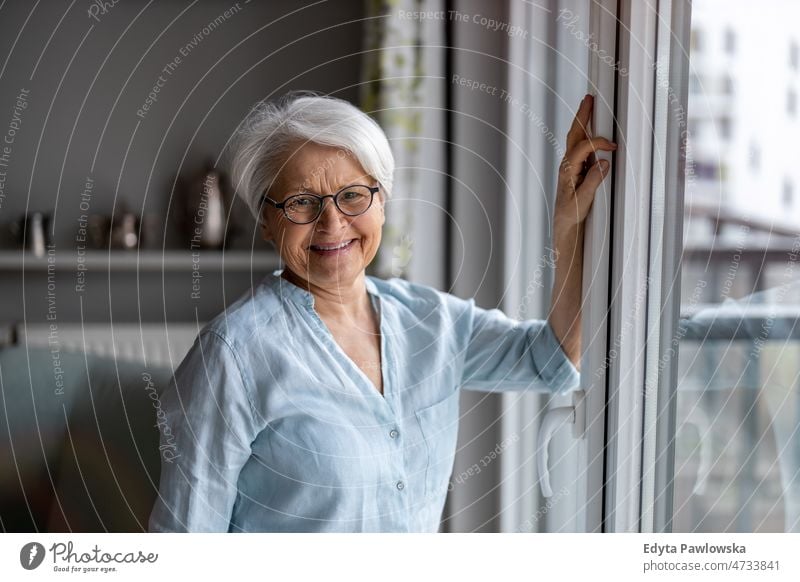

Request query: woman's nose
[{"left": 315, "top": 198, "right": 348, "bottom": 230}]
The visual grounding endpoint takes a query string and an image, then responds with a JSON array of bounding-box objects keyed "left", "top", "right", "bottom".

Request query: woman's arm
[
  {"left": 547, "top": 94, "right": 616, "bottom": 370},
  {"left": 148, "top": 331, "right": 257, "bottom": 532},
  {"left": 459, "top": 301, "right": 582, "bottom": 395}
]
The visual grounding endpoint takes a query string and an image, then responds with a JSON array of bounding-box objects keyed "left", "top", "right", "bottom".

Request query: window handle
[{"left": 537, "top": 390, "right": 586, "bottom": 498}]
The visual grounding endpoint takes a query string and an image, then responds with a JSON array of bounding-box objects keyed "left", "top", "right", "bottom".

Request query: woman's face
[{"left": 260, "top": 142, "right": 385, "bottom": 291}]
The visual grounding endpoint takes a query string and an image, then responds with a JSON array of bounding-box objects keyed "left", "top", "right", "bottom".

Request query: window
[
  {"left": 506, "top": 0, "right": 800, "bottom": 536},
  {"left": 672, "top": 0, "right": 800, "bottom": 533},
  {"left": 562, "top": 0, "right": 800, "bottom": 535}
]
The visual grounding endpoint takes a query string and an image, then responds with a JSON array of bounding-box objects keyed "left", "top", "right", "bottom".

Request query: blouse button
[
  {"left": 396, "top": 481, "right": 405, "bottom": 491},
  {"left": 389, "top": 428, "right": 399, "bottom": 439}
]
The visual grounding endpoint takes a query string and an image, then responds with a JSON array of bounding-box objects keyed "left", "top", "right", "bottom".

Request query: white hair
[{"left": 230, "top": 91, "right": 395, "bottom": 220}]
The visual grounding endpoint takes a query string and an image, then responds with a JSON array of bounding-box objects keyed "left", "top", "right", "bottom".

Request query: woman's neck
[{"left": 281, "top": 268, "right": 372, "bottom": 322}]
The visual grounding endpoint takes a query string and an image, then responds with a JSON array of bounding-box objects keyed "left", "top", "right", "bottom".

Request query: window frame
[
  {"left": 601, "top": 0, "right": 661, "bottom": 532},
  {"left": 583, "top": 0, "right": 691, "bottom": 533},
  {"left": 644, "top": 0, "right": 692, "bottom": 533}
]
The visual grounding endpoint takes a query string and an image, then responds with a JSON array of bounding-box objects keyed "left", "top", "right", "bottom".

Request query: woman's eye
[{"left": 290, "top": 197, "right": 314, "bottom": 208}]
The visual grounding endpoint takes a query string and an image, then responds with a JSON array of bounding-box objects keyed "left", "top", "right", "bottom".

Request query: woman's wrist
[
  {"left": 552, "top": 222, "right": 585, "bottom": 278},
  {"left": 553, "top": 217, "right": 585, "bottom": 247}
]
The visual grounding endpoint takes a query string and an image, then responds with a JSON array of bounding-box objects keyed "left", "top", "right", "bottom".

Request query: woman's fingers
[
  {"left": 566, "top": 94, "right": 594, "bottom": 151},
  {"left": 557, "top": 96, "right": 614, "bottom": 225},
  {"left": 577, "top": 159, "right": 611, "bottom": 200},
  {"left": 560, "top": 160, "right": 611, "bottom": 222},
  {"left": 560, "top": 137, "right": 617, "bottom": 179}
]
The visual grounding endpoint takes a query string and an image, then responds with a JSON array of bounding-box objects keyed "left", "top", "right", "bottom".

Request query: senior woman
[{"left": 148, "top": 92, "right": 616, "bottom": 533}]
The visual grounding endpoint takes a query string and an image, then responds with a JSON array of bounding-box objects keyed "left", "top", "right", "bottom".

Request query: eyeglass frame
[{"left": 259, "top": 183, "right": 381, "bottom": 225}]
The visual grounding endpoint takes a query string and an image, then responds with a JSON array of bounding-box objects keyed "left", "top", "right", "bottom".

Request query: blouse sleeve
[
  {"left": 457, "top": 298, "right": 580, "bottom": 395},
  {"left": 148, "top": 330, "right": 259, "bottom": 532}
]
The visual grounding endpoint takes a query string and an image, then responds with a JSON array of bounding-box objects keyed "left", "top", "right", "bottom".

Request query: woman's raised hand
[{"left": 553, "top": 94, "right": 617, "bottom": 231}]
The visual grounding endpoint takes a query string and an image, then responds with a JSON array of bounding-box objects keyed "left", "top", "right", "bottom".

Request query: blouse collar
[{"left": 268, "top": 269, "right": 379, "bottom": 308}]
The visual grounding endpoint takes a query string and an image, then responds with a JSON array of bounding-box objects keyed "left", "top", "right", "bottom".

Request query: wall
[{"left": 0, "top": 0, "right": 366, "bottom": 325}]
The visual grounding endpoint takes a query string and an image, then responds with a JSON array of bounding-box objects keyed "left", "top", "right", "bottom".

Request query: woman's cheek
[{"left": 283, "top": 246, "right": 308, "bottom": 273}]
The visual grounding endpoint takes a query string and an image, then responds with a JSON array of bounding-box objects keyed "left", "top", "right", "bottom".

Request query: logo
[{"left": 20, "top": 542, "right": 46, "bottom": 570}]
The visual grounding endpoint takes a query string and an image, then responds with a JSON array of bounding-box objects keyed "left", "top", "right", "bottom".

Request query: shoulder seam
[
  {"left": 201, "top": 329, "right": 259, "bottom": 424},
  {"left": 204, "top": 291, "right": 282, "bottom": 347}
]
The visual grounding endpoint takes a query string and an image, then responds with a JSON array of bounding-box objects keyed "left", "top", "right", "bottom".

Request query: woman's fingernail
[{"left": 600, "top": 160, "right": 610, "bottom": 170}]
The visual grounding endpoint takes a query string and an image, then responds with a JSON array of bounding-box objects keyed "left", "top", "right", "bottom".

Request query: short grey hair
[{"left": 230, "top": 92, "right": 395, "bottom": 220}]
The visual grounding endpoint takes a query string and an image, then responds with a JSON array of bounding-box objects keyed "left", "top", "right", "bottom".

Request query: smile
[{"left": 309, "top": 238, "right": 358, "bottom": 255}]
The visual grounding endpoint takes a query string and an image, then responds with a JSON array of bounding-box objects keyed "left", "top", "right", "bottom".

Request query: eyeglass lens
[{"left": 284, "top": 185, "right": 373, "bottom": 223}]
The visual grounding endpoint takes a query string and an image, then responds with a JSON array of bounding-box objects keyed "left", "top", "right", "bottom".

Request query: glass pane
[{"left": 673, "top": 0, "right": 800, "bottom": 532}]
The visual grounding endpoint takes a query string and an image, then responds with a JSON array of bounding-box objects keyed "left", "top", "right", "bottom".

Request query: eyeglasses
[{"left": 260, "top": 184, "right": 379, "bottom": 225}]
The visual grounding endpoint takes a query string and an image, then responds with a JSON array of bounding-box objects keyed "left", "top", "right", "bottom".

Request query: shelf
[{"left": 0, "top": 250, "right": 281, "bottom": 271}]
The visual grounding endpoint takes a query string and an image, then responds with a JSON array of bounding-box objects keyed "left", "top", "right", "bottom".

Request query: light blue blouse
[{"left": 148, "top": 270, "right": 580, "bottom": 532}]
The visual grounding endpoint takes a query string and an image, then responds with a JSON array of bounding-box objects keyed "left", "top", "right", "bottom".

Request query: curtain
[{"left": 361, "top": 0, "right": 429, "bottom": 280}]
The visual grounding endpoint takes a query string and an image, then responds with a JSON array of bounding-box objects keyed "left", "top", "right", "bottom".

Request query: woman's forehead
[{"left": 279, "top": 143, "right": 369, "bottom": 192}]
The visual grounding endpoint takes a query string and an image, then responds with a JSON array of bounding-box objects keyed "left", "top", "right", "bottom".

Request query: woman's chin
[{"left": 301, "top": 258, "right": 364, "bottom": 288}]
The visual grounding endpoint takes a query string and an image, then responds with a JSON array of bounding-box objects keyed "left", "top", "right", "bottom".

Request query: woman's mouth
[{"left": 309, "top": 238, "right": 358, "bottom": 256}]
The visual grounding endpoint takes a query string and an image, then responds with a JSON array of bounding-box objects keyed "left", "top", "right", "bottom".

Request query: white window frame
[
  {"left": 586, "top": 0, "right": 691, "bottom": 532},
  {"left": 596, "top": 0, "right": 659, "bottom": 533},
  {"left": 641, "top": 0, "right": 691, "bottom": 533}
]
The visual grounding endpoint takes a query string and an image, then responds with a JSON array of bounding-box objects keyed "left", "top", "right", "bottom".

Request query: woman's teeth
[{"left": 311, "top": 239, "right": 355, "bottom": 251}]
